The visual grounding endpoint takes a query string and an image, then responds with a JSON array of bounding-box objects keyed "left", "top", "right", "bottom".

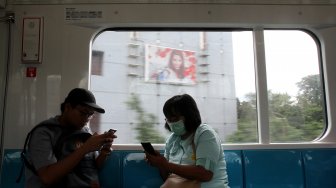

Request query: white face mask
[{"left": 167, "top": 119, "right": 187, "bottom": 136}]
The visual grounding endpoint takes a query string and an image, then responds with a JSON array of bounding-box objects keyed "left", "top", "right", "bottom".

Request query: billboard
[{"left": 145, "top": 44, "right": 197, "bottom": 85}]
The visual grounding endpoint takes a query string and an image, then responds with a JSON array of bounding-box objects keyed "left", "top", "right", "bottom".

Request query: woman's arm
[
  {"left": 145, "top": 151, "right": 213, "bottom": 182},
  {"left": 164, "top": 162, "right": 213, "bottom": 181}
]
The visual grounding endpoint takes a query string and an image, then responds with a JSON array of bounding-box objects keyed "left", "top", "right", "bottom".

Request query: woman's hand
[
  {"left": 145, "top": 150, "right": 169, "bottom": 168},
  {"left": 144, "top": 150, "right": 171, "bottom": 179}
]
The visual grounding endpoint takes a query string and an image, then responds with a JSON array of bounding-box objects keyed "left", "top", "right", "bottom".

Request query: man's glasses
[{"left": 76, "top": 108, "right": 95, "bottom": 119}]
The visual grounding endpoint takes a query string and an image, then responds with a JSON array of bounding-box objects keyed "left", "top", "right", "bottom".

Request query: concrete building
[{"left": 90, "top": 31, "right": 237, "bottom": 144}]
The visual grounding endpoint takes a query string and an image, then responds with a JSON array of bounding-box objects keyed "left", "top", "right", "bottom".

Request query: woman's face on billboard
[{"left": 172, "top": 54, "right": 183, "bottom": 70}]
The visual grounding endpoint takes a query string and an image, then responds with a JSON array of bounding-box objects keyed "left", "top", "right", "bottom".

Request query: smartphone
[
  {"left": 108, "top": 129, "right": 117, "bottom": 134},
  {"left": 141, "top": 142, "right": 156, "bottom": 155}
]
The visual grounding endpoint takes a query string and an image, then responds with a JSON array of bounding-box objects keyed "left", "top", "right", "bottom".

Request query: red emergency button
[{"left": 26, "top": 67, "right": 37, "bottom": 78}]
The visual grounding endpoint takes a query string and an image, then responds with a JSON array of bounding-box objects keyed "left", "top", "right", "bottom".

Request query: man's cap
[{"left": 64, "top": 88, "right": 105, "bottom": 113}]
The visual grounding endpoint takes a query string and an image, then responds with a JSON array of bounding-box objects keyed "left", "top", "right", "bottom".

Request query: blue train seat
[
  {"left": 243, "top": 150, "right": 304, "bottom": 188},
  {"left": 2, "top": 148, "right": 336, "bottom": 188},
  {"left": 303, "top": 149, "right": 336, "bottom": 188}
]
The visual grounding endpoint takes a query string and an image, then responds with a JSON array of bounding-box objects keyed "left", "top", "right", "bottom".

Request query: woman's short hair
[{"left": 163, "top": 94, "right": 202, "bottom": 132}]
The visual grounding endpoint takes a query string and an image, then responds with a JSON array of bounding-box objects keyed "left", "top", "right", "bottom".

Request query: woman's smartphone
[{"left": 141, "top": 142, "right": 156, "bottom": 155}]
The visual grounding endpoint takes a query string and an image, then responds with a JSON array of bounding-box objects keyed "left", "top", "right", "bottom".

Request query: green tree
[
  {"left": 228, "top": 91, "right": 304, "bottom": 143},
  {"left": 126, "top": 94, "right": 165, "bottom": 143},
  {"left": 297, "top": 74, "right": 322, "bottom": 107},
  {"left": 296, "top": 74, "right": 324, "bottom": 140},
  {"left": 269, "top": 117, "right": 302, "bottom": 142},
  {"left": 226, "top": 95, "right": 258, "bottom": 143},
  {"left": 227, "top": 74, "right": 324, "bottom": 143},
  {"left": 268, "top": 92, "right": 304, "bottom": 142}
]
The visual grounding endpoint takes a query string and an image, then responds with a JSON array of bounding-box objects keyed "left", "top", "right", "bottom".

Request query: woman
[
  {"left": 167, "top": 50, "right": 185, "bottom": 80},
  {"left": 145, "top": 94, "right": 229, "bottom": 188}
]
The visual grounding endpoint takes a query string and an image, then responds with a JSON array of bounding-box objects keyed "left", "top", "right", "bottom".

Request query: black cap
[{"left": 64, "top": 88, "right": 105, "bottom": 113}]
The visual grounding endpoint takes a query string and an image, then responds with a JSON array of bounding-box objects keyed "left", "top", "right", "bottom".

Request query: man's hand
[{"left": 83, "top": 132, "right": 117, "bottom": 153}]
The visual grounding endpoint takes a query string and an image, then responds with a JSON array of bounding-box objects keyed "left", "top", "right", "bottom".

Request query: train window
[
  {"left": 264, "top": 30, "right": 325, "bottom": 143},
  {"left": 91, "top": 50, "right": 104, "bottom": 76},
  {"left": 90, "top": 29, "right": 324, "bottom": 144}
]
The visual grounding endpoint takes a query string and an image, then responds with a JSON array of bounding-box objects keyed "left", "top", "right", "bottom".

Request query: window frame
[{"left": 91, "top": 27, "right": 327, "bottom": 148}]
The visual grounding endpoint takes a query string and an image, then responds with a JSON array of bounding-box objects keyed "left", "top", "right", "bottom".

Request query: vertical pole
[{"left": 253, "top": 28, "right": 270, "bottom": 144}]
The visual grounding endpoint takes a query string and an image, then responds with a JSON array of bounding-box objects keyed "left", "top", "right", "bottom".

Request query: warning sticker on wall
[{"left": 65, "top": 7, "right": 103, "bottom": 21}]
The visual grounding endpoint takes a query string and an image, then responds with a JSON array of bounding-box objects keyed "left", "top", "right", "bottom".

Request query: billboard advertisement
[{"left": 145, "top": 44, "right": 197, "bottom": 85}]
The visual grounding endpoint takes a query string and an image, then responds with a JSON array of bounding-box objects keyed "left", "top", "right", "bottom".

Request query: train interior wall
[{"left": 1, "top": 2, "right": 336, "bottom": 187}]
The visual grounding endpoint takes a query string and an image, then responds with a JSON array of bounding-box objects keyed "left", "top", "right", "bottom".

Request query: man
[{"left": 25, "top": 88, "right": 116, "bottom": 188}]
